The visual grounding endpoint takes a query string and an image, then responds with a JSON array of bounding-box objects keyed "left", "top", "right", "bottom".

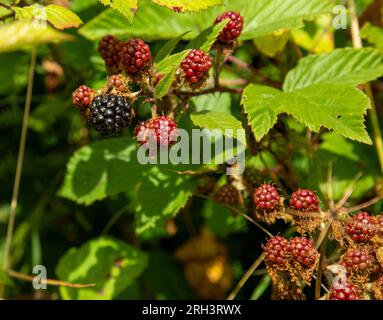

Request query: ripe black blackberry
[
  {"left": 214, "top": 11, "right": 243, "bottom": 44},
  {"left": 134, "top": 116, "right": 178, "bottom": 146},
  {"left": 213, "top": 184, "right": 242, "bottom": 207},
  {"left": 289, "top": 237, "right": 318, "bottom": 268},
  {"left": 290, "top": 189, "right": 320, "bottom": 212},
  {"left": 88, "top": 95, "right": 133, "bottom": 136},
  {"left": 345, "top": 212, "right": 376, "bottom": 243},
  {"left": 181, "top": 49, "right": 212, "bottom": 85},
  {"left": 98, "top": 35, "right": 123, "bottom": 73},
  {"left": 329, "top": 281, "right": 359, "bottom": 300},
  {"left": 120, "top": 39, "right": 151, "bottom": 75}
]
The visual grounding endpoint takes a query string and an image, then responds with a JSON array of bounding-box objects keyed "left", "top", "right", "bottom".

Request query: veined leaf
[
  {"left": 155, "top": 50, "right": 190, "bottom": 74},
  {"left": 242, "top": 84, "right": 372, "bottom": 144},
  {"left": 190, "top": 111, "right": 246, "bottom": 144},
  {"left": 99, "top": 0, "right": 137, "bottom": 22},
  {"left": 155, "top": 31, "right": 191, "bottom": 63},
  {"left": 150, "top": 0, "right": 223, "bottom": 12},
  {"left": 56, "top": 237, "right": 148, "bottom": 300},
  {"left": 154, "top": 67, "right": 176, "bottom": 98},
  {"left": 186, "top": 19, "right": 227, "bottom": 52},
  {"left": 284, "top": 48, "right": 383, "bottom": 92},
  {"left": 0, "top": 21, "right": 72, "bottom": 53}
]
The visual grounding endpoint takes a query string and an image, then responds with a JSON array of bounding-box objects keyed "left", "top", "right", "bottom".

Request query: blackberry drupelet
[{"left": 88, "top": 95, "right": 133, "bottom": 136}]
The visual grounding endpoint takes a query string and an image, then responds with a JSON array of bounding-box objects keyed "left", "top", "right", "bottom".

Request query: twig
[
  {"left": 347, "top": 0, "right": 383, "bottom": 174},
  {"left": 1, "top": 49, "right": 36, "bottom": 298},
  {"left": 335, "top": 171, "right": 362, "bottom": 210},
  {"left": 0, "top": 12, "right": 14, "bottom": 21},
  {"left": 346, "top": 195, "right": 383, "bottom": 213},
  {"left": 227, "top": 254, "right": 265, "bottom": 300},
  {"left": 8, "top": 270, "right": 96, "bottom": 288},
  {"left": 102, "top": 207, "right": 127, "bottom": 234},
  {"left": 0, "top": 1, "right": 13, "bottom": 11},
  {"left": 315, "top": 228, "right": 330, "bottom": 299}
]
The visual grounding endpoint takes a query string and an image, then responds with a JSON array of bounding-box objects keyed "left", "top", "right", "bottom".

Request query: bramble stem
[
  {"left": 0, "top": 49, "right": 36, "bottom": 298},
  {"left": 347, "top": 0, "right": 383, "bottom": 174},
  {"left": 227, "top": 254, "right": 265, "bottom": 300}
]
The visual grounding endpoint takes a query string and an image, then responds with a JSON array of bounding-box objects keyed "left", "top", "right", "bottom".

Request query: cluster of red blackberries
[{"left": 72, "top": 11, "right": 244, "bottom": 137}]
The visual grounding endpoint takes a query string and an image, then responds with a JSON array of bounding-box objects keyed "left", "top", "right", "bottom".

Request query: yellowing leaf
[
  {"left": 0, "top": 21, "right": 72, "bottom": 53},
  {"left": 14, "top": 4, "right": 83, "bottom": 30},
  {"left": 253, "top": 30, "right": 290, "bottom": 57},
  {"left": 99, "top": 0, "right": 138, "bottom": 22},
  {"left": 151, "top": 0, "right": 223, "bottom": 12}
]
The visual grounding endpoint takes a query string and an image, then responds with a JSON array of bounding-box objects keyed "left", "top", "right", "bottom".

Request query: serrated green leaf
[
  {"left": 155, "top": 49, "right": 190, "bottom": 74},
  {"left": 79, "top": 9, "right": 131, "bottom": 40},
  {"left": 186, "top": 19, "right": 227, "bottom": 52},
  {"left": 14, "top": 4, "right": 83, "bottom": 30},
  {"left": 58, "top": 138, "right": 142, "bottom": 205},
  {"left": 191, "top": 92, "right": 231, "bottom": 113},
  {"left": 242, "top": 84, "right": 372, "bottom": 144},
  {"left": 150, "top": 0, "right": 223, "bottom": 12},
  {"left": 99, "top": 0, "right": 137, "bottom": 22},
  {"left": 0, "top": 21, "right": 72, "bottom": 53},
  {"left": 154, "top": 67, "right": 176, "bottom": 98},
  {"left": 283, "top": 48, "right": 383, "bottom": 92},
  {"left": 155, "top": 31, "right": 190, "bottom": 63},
  {"left": 361, "top": 23, "right": 383, "bottom": 50},
  {"left": 190, "top": 111, "right": 246, "bottom": 145},
  {"left": 56, "top": 237, "right": 148, "bottom": 300},
  {"left": 240, "top": 0, "right": 333, "bottom": 40}
]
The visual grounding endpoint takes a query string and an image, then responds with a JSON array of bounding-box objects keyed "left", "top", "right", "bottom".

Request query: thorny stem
[
  {"left": 8, "top": 270, "right": 96, "bottom": 288},
  {"left": 0, "top": 49, "right": 36, "bottom": 298},
  {"left": 315, "top": 230, "right": 330, "bottom": 300},
  {"left": 347, "top": 0, "right": 383, "bottom": 174},
  {"left": 227, "top": 254, "right": 265, "bottom": 300},
  {"left": 178, "top": 86, "right": 242, "bottom": 97}
]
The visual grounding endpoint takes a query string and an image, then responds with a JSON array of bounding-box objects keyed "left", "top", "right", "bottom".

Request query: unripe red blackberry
[
  {"left": 289, "top": 237, "right": 318, "bottom": 268},
  {"left": 340, "top": 249, "right": 378, "bottom": 275},
  {"left": 181, "top": 49, "right": 212, "bottom": 84},
  {"left": 263, "top": 236, "right": 291, "bottom": 266},
  {"left": 88, "top": 95, "right": 133, "bottom": 136},
  {"left": 289, "top": 189, "right": 320, "bottom": 212},
  {"left": 253, "top": 184, "right": 281, "bottom": 211},
  {"left": 120, "top": 39, "right": 151, "bottom": 75},
  {"left": 345, "top": 212, "right": 376, "bottom": 243},
  {"left": 72, "top": 85, "right": 95, "bottom": 109},
  {"left": 98, "top": 35, "right": 123, "bottom": 72},
  {"left": 329, "top": 281, "right": 359, "bottom": 300},
  {"left": 214, "top": 11, "right": 243, "bottom": 44},
  {"left": 213, "top": 184, "right": 242, "bottom": 207},
  {"left": 134, "top": 116, "right": 178, "bottom": 146}
]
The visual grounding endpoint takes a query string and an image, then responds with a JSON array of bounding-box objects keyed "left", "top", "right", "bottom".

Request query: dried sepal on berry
[
  {"left": 289, "top": 237, "right": 319, "bottom": 285},
  {"left": 253, "top": 184, "right": 284, "bottom": 224},
  {"left": 289, "top": 189, "right": 322, "bottom": 234},
  {"left": 371, "top": 276, "right": 383, "bottom": 300}
]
